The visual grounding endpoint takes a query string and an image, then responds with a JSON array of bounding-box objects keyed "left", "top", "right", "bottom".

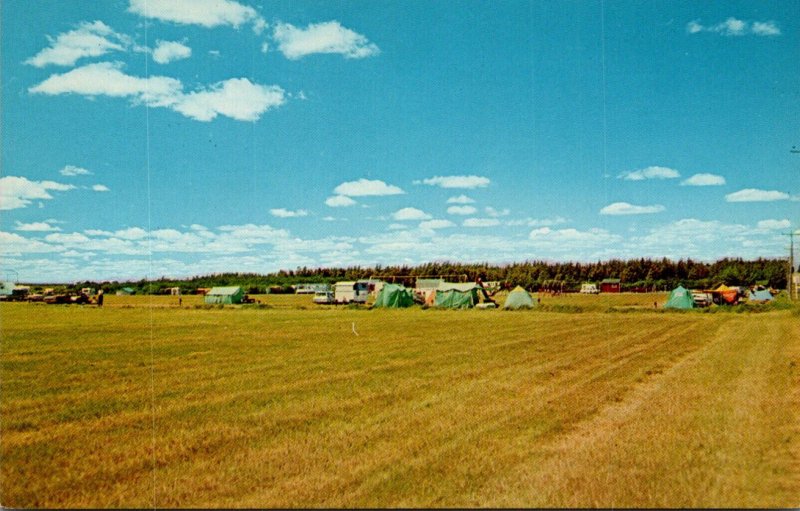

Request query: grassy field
[{"left": 1, "top": 295, "right": 798, "bottom": 507}]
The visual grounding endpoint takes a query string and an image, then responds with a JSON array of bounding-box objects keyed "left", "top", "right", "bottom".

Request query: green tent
[
  {"left": 204, "top": 286, "right": 244, "bottom": 304},
  {"left": 664, "top": 285, "right": 695, "bottom": 309},
  {"left": 373, "top": 283, "right": 415, "bottom": 308},
  {"left": 435, "top": 283, "right": 479, "bottom": 309},
  {"left": 503, "top": 286, "right": 535, "bottom": 310}
]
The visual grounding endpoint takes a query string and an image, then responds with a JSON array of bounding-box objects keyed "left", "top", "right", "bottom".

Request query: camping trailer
[
  {"left": 579, "top": 283, "right": 599, "bottom": 294},
  {"left": 333, "top": 281, "right": 370, "bottom": 304}
]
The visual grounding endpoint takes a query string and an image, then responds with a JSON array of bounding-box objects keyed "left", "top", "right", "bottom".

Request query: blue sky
[{"left": 2, "top": 0, "right": 799, "bottom": 282}]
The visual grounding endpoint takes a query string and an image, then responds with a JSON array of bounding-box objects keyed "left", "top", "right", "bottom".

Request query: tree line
[{"left": 70, "top": 257, "right": 791, "bottom": 295}]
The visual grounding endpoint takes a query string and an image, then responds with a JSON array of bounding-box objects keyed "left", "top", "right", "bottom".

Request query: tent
[
  {"left": 664, "top": 285, "right": 695, "bottom": 309},
  {"left": 204, "top": 286, "right": 244, "bottom": 304},
  {"left": 373, "top": 283, "right": 415, "bottom": 308},
  {"left": 435, "top": 283, "right": 480, "bottom": 309},
  {"left": 747, "top": 289, "right": 774, "bottom": 302},
  {"left": 503, "top": 286, "right": 535, "bottom": 310},
  {"left": 714, "top": 284, "right": 739, "bottom": 304}
]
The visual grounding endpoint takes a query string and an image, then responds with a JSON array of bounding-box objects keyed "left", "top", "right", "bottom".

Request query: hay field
[{"left": 1, "top": 297, "right": 798, "bottom": 507}]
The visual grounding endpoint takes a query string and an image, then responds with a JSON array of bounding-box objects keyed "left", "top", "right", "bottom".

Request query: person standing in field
[{"left": 97, "top": 289, "right": 104, "bottom": 307}]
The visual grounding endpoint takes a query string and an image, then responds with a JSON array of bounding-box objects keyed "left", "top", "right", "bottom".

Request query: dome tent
[
  {"left": 503, "top": 286, "right": 535, "bottom": 310},
  {"left": 372, "top": 283, "right": 415, "bottom": 308},
  {"left": 664, "top": 285, "right": 695, "bottom": 309}
]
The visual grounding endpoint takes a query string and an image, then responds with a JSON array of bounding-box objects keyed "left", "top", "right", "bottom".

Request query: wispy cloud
[
  {"left": 617, "top": 166, "right": 680, "bottom": 181},
  {"left": 725, "top": 188, "right": 790, "bottom": 202},
  {"left": 687, "top": 17, "right": 781, "bottom": 37},
  {"left": 128, "top": 0, "right": 266, "bottom": 32},
  {"left": 152, "top": 40, "right": 192, "bottom": 64},
  {"left": 485, "top": 207, "right": 510, "bottom": 217},
  {"left": 599, "top": 202, "right": 666, "bottom": 215},
  {"left": 392, "top": 207, "right": 431, "bottom": 221},
  {"left": 416, "top": 175, "right": 491, "bottom": 189},
  {"left": 756, "top": 219, "right": 790, "bottom": 230},
  {"left": 29, "top": 62, "right": 285, "bottom": 122},
  {"left": 270, "top": 208, "right": 309, "bottom": 218},
  {"left": 25, "top": 21, "right": 130, "bottom": 68},
  {"left": 681, "top": 173, "right": 726, "bottom": 186},
  {"left": 272, "top": 21, "right": 379, "bottom": 59},
  {"left": 15, "top": 221, "right": 62, "bottom": 232},
  {"left": 419, "top": 219, "right": 455, "bottom": 230},
  {"left": 0, "top": 176, "right": 76, "bottom": 210},
  {"left": 446, "top": 194, "right": 475, "bottom": 204},
  {"left": 333, "top": 179, "right": 404, "bottom": 197},
  {"left": 60, "top": 165, "right": 92, "bottom": 176},
  {"left": 463, "top": 218, "right": 501, "bottom": 227}
]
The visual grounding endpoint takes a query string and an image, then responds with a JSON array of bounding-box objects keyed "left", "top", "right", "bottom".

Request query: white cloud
[
  {"left": 60, "top": 165, "right": 92, "bottom": 176},
  {"left": 419, "top": 219, "right": 455, "bottom": 230},
  {"left": 0, "top": 231, "right": 61, "bottom": 256},
  {"left": 174, "top": 78, "right": 286, "bottom": 121},
  {"left": 485, "top": 207, "right": 510, "bottom": 217},
  {"left": 25, "top": 21, "right": 130, "bottom": 68},
  {"left": 756, "top": 219, "right": 791, "bottom": 230},
  {"left": 418, "top": 175, "right": 490, "bottom": 189},
  {"left": 15, "top": 221, "right": 61, "bottom": 232},
  {"left": 687, "top": 17, "right": 781, "bottom": 37},
  {"left": 618, "top": 166, "right": 680, "bottom": 181},
  {"left": 272, "top": 21, "right": 379, "bottom": 60},
  {"left": 270, "top": 208, "right": 309, "bottom": 218},
  {"left": 128, "top": 0, "right": 265, "bottom": 31},
  {"left": 725, "top": 188, "right": 790, "bottom": 202},
  {"left": 392, "top": 207, "right": 431, "bottom": 221},
  {"left": 447, "top": 205, "right": 477, "bottom": 215},
  {"left": 446, "top": 194, "right": 475, "bottom": 204},
  {"left": 0, "top": 176, "right": 76, "bottom": 210},
  {"left": 463, "top": 218, "right": 501, "bottom": 227},
  {"left": 681, "top": 173, "right": 726, "bottom": 186},
  {"left": 29, "top": 62, "right": 285, "bottom": 122},
  {"left": 333, "top": 179, "right": 404, "bottom": 197},
  {"left": 387, "top": 223, "right": 408, "bottom": 230},
  {"left": 92, "top": 184, "right": 110, "bottom": 192},
  {"left": 508, "top": 216, "right": 569, "bottom": 227},
  {"left": 529, "top": 227, "right": 621, "bottom": 248},
  {"left": 152, "top": 40, "right": 192, "bottom": 64},
  {"left": 599, "top": 202, "right": 665, "bottom": 215},
  {"left": 325, "top": 195, "right": 357, "bottom": 207}
]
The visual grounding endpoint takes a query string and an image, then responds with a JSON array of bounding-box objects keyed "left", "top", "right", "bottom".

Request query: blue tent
[{"left": 747, "top": 289, "right": 773, "bottom": 302}]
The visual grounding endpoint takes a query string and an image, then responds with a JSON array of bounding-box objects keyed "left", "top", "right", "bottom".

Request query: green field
[{"left": 1, "top": 295, "right": 798, "bottom": 507}]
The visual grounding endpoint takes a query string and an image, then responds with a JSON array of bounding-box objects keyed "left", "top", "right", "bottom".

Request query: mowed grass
[{"left": 1, "top": 299, "right": 798, "bottom": 507}]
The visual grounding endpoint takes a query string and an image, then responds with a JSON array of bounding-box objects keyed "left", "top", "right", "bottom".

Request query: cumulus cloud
[
  {"left": 681, "top": 173, "right": 726, "bottom": 186},
  {"left": 617, "top": 166, "right": 680, "bottom": 181},
  {"left": 92, "top": 184, "right": 110, "bottom": 192},
  {"left": 417, "top": 175, "right": 491, "bottom": 189},
  {"left": 333, "top": 179, "right": 404, "bottom": 197},
  {"left": 446, "top": 194, "right": 475, "bottom": 204},
  {"left": 463, "top": 218, "right": 501, "bottom": 227},
  {"left": 272, "top": 21, "right": 379, "bottom": 59},
  {"left": 485, "top": 207, "right": 510, "bottom": 217},
  {"left": 325, "top": 195, "right": 357, "bottom": 207},
  {"left": 25, "top": 20, "right": 130, "bottom": 68},
  {"left": 529, "top": 227, "right": 621, "bottom": 248},
  {"left": 152, "top": 40, "right": 192, "bottom": 64},
  {"left": 687, "top": 17, "right": 781, "bottom": 36},
  {"left": 128, "top": 0, "right": 266, "bottom": 31},
  {"left": 15, "top": 221, "right": 62, "bottom": 232},
  {"left": 419, "top": 219, "right": 455, "bottom": 230},
  {"left": 756, "top": 219, "right": 791, "bottom": 230},
  {"left": 599, "top": 202, "right": 666, "bottom": 215},
  {"left": 270, "top": 208, "right": 309, "bottom": 218},
  {"left": 29, "top": 62, "right": 285, "bottom": 122},
  {"left": 392, "top": 207, "right": 431, "bottom": 221},
  {"left": 725, "top": 188, "right": 790, "bottom": 202},
  {"left": 60, "top": 165, "right": 92, "bottom": 176},
  {"left": 0, "top": 176, "right": 76, "bottom": 210},
  {"left": 447, "top": 205, "right": 477, "bottom": 215}
]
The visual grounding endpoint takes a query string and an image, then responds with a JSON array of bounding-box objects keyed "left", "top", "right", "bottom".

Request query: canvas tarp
[
  {"left": 714, "top": 284, "right": 738, "bottom": 304},
  {"left": 373, "top": 283, "right": 415, "bottom": 308},
  {"left": 503, "top": 286, "right": 535, "bottom": 310},
  {"left": 664, "top": 285, "right": 695, "bottom": 309}
]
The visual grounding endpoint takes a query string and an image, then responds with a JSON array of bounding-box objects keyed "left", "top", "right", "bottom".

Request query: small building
[
  {"left": 599, "top": 278, "right": 621, "bottom": 293},
  {"left": 204, "top": 286, "right": 244, "bottom": 304},
  {"left": 166, "top": 287, "right": 181, "bottom": 296}
]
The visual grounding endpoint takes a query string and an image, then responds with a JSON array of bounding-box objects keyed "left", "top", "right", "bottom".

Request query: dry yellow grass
[{"left": 1, "top": 299, "right": 797, "bottom": 507}]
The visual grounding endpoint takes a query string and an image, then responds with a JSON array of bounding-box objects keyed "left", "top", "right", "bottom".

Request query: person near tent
[{"left": 96, "top": 289, "right": 104, "bottom": 307}]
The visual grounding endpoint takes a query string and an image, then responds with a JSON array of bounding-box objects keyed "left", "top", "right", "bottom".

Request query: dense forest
[{"left": 64, "top": 257, "right": 793, "bottom": 295}]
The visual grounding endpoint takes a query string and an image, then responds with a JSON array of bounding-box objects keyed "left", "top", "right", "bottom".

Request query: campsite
[{"left": 1, "top": 289, "right": 798, "bottom": 508}]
